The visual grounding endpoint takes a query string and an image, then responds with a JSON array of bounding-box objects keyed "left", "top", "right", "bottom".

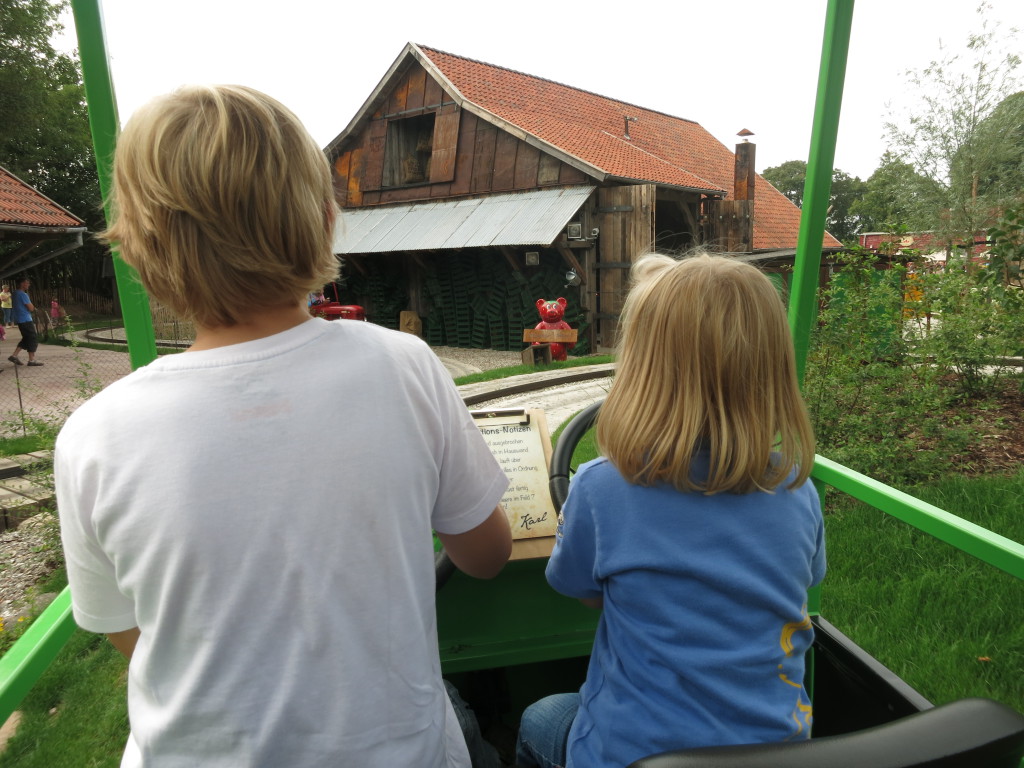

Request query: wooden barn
[{"left": 325, "top": 44, "right": 841, "bottom": 353}]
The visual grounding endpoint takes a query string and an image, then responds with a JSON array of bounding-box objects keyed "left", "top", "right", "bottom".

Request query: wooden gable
[{"left": 331, "top": 62, "right": 590, "bottom": 208}]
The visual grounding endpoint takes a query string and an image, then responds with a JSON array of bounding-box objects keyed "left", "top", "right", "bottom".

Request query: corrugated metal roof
[{"left": 333, "top": 186, "right": 595, "bottom": 254}]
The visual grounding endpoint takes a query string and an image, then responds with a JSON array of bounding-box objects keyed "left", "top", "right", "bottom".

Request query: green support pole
[
  {"left": 788, "top": 0, "right": 855, "bottom": 386},
  {"left": 71, "top": 0, "right": 158, "bottom": 369}
]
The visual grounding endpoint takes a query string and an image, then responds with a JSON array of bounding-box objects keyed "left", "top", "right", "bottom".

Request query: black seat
[{"left": 627, "top": 698, "right": 1024, "bottom": 768}]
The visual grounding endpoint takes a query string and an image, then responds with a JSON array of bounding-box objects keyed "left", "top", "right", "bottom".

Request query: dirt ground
[
  {"left": 0, "top": 340, "right": 132, "bottom": 435},
  {"left": 949, "top": 377, "right": 1024, "bottom": 476}
]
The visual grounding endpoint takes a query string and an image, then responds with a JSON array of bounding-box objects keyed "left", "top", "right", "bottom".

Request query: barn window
[{"left": 383, "top": 113, "right": 436, "bottom": 187}]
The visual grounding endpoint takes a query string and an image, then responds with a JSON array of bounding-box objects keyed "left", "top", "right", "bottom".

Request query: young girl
[{"left": 517, "top": 253, "right": 825, "bottom": 768}]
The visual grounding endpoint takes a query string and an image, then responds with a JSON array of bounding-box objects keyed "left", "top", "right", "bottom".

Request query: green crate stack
[
  {"left": 423, "top": 271, "right": 446, "bottom": 346},
  {"left": 469, "top": 293, "right": 488, "bottom": 348},
  {"left": 450, "top": 255, "right": 474, "bottom": 347},
  {"left": 486, "top": 289, "right": 508, "bottom": 350},
  {"left": 506, "top": 282, "right": 524, "bottom": 348},
  {"left": 422, "top": 314, "right": 440, "bottom": 345},
  {"left": 368, "top": 273, "right": 398, "bottom": 329},
  {"left": 436, "top": 260, "right": 456, "bottom": 345}
]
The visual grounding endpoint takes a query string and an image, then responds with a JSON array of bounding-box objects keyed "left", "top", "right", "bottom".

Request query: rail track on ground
[{"left": 457, "top": 363, "right": 614, "bottom": 431}]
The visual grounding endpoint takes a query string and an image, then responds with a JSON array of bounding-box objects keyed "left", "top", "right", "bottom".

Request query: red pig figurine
[{"left": 534, "top": 297, "right": 572, "bottom": 361}]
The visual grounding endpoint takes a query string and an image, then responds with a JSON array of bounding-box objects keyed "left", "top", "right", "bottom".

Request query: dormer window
[{"left": 383, "top": 113, "right": 436, "bottom": 187}]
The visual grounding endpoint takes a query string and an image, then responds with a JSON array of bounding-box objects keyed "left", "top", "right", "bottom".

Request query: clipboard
[{"left": 472, "top": 408, "right": 558, "bottom": 543}]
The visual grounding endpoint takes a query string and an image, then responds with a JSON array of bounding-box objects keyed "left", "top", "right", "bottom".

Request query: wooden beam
[
  {"left": 410, "top": 253, "right": 430, "bottom": 270},
  {"left": 345, "top": 255, "right": 368, "bottom": 276},
  {"left": 555, "top": 244, "right": 586, "bottom": 284},
  {"left": 499, "top": 246, "right": 521, "bottom": 271}
]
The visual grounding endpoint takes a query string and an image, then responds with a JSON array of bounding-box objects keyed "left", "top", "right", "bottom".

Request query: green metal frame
[
  {"left": 3, "top": 0, "right": 1024, "bottom": 751},
  {"left": 71, "top": 0, "right": 158, "bottom": 369},
  {"left": 788, "top": 0, "right": 855, "bottom": 385}
]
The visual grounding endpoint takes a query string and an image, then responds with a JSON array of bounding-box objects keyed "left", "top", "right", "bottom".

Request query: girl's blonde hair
[
  {"left": 100, "top": 84, "right": 339, "bottom": 328},
  {"left": 596, "top": 253, "right": 815, "bottom": 494}
]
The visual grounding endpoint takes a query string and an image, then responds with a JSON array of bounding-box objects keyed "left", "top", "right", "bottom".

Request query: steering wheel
[
  {"left": 436, "top": 399, "right": 605, "bottom": 591},
  {"left": 548, "top": 400, "right": 603, "bottom": 513},
  {"left": 435, "top": 547, "right": 457, "bottom": 592}
]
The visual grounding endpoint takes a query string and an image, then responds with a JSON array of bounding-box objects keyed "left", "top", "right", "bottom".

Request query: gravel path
[
  {"left": 430, "top": 346, "right": 522, "bottom": 377},
  {"left": 0, "top": 513, "right": 58, "bottom": 624}
]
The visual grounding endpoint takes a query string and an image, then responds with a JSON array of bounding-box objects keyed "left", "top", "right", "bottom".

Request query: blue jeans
[
  {"left": 516, "top": 693, "right": 580, "bottom": 768},
  {"left": 444, "top": 680, "right": 502, "bottom": 768}
]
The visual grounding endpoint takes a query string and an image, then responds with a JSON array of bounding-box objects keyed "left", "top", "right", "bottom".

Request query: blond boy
[{"left": 55, "top": 85, "right": 511, "bottom": 768}]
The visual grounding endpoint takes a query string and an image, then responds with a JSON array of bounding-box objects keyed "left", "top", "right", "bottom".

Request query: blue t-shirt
[
  {"left": 11, "top": 289, "right": 33, "bottom": 324},
  {"left": 547, "top": 456, "right": 826, "bottom": 768}
]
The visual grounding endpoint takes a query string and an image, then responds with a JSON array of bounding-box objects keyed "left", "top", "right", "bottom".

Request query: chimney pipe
[
  {"left": 624, "top": 116, "right": 638, "bottom": 139},
  {"left": 734, "top": 129, "right": 756, "bottom": 202}
]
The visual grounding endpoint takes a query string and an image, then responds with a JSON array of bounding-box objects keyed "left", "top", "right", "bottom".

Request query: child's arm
[
  {"left": 108, "top": 627, "right": 140, "bottom": 659},
  {"left": 437, "top": 504, "right": 511, "bottom": 579},
  {"left": 545, "top": 470, "right": 604, "bottom": 603}
]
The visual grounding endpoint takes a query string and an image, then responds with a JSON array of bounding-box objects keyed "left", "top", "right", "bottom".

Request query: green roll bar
[
  {"left": 788, "top": 0, "right": 854, "bottom": 384},
  {"left": 71, "top": 0, "right": 158, "bottom": 369}
]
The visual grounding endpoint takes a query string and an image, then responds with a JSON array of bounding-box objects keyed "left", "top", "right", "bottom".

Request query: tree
[
  {"left": 762, "top": 159, "right": 808, "bottom": 208},
  {"left": 826, "top": 170, "right": 868, "bottom": 243},
  {"left": 0, "top": 0, "right": 108, "bottom": 294},
  {"left": 762, "top": 160, "right": 867, "bottom": 243},
  {"left": 884, "top": 3, "right": 1023, "bottom": 245},
  {"left": 849, "top": 152, "right": 944, "bottom": 233},
  {"left": 971, "top": 90, "right": 1024, "bottom": 202}
]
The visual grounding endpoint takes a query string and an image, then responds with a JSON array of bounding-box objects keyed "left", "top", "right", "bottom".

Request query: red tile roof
[
  {"left": 0, "top": 166, "right": 85, "bottom": 230},
  {"left": 417, "top": 45, "right": 839, "bottom": 251}
]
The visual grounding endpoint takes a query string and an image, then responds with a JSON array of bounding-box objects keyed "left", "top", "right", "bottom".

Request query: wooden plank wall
[
  {"left": 596, "top": 184, "right": 655, "bottom": 349},
  {"left": 332, "top": 63, "right": 590, "bottom": 208}
]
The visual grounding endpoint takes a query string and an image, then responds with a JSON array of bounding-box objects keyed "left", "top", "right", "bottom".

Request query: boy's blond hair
[
  {"left": 597, "top": 253, "right": 815, "bottom": 494},
  {"left": 100, "top": 84, "right": 339, "bottom": 327}
]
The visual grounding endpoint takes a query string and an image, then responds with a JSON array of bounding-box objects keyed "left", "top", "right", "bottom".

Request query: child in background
[
  {"left": 50, "top": 298, "right": 61, "bottom": 325},
  {"left": 516, "top": 253, "right": 825, "bottom": 768}
]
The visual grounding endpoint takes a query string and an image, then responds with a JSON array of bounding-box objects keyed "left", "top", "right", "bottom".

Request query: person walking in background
[
  {"left": 50, "top": 297, "right": 62, "bottom": 326},
  {"left": 9, "top": 277, "right": 42, "bottom": 366},
  {"left": 1, "top": 286, "right": 11, "bottom": 326}
]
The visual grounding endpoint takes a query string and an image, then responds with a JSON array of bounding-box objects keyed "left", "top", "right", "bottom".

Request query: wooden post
[
  {"left": 734, "top": 141, "right": 756, "bottom": 202},
  {"left": 732, "top": 140, "right": 756, "bottom": 254}
]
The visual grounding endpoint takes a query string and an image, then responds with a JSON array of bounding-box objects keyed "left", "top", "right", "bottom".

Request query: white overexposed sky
[{"left": 55, "top": 1, "right": 1024, "bottom": 181}]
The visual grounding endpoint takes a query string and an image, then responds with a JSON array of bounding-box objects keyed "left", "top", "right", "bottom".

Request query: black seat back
[{"left": 627, "top": 698, "right": 1024, "bottom": 768}]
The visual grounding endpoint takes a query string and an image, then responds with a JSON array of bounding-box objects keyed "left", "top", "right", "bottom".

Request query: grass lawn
[
  {"left": 0, "top": 437, "right": 47, "bottom": 458},
  {"left": 0, "top": 631, "right": 128, "bottom": 768},
  {"left": 821, "top": 471, "right": 1024, "bottom": 712}
]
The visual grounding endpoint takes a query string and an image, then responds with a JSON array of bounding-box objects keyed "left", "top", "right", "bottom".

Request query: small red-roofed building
[
  {"left": 0, "top": 165, "right": 87, "bottom": 280},
  {"left": 857, "top": 232, "right": 991, "bottom": 268},
  {"left": 325, "top": 44, "right": 841, "bottom": 351}
]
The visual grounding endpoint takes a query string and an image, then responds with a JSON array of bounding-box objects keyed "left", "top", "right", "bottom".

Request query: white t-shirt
[{"left": 55, "top": 318, "right": 508, "bottom": 768}]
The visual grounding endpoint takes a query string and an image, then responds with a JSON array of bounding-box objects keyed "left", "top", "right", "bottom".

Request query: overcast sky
[{"left": 56, "top": 1, "right": 1024, "bottom": 181}]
